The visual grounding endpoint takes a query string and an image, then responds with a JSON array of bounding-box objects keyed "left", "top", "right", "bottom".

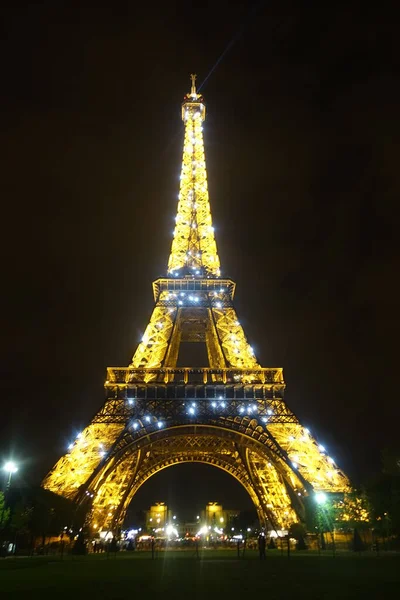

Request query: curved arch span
[
  {"left": 84, "top": 425, "right": 306, "bottom": 532},
  {"left": 119, "top": 457, "right": 262, "bottom": 527}
]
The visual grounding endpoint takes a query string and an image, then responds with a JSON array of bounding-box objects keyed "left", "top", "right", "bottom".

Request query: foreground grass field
[{"left": 1, "top": 550, "right": 399, "bottom": 599}]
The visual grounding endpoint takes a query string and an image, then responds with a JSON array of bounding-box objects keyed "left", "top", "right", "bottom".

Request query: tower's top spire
[
  {"left": 190, "top": 73, "right": 197, "bottom": 98},
  {"left": 167, "top": 77, "right": 220, "bottom": 278}
]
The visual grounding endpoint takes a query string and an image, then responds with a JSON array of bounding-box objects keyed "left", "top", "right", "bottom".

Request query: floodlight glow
[
  {"left": 166, "top": 525, "right": 178, "bottom": 537},
  {"left": 3, "top": 462, "right": 18, "bottom": 474},
  {"left": 197, "top": 526, "right": 208, "bottom": 536},
  {"left": 315, "top": 492, "right": 327, "bottom": 505}
]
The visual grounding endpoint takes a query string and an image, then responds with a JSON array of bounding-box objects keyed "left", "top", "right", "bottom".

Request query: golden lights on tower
[
  {"left": 168, "top": 73, "right": 220, "bottom": 277},
  {"left": 42, "top": 75, "right": 353, "bottom": 534}
]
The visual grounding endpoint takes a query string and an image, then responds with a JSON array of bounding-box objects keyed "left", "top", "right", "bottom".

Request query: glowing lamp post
[
  {"left": 1, "top": 462, "right": 18, "bottom": 530},
  {"left": 3, "top": 461, "right": 18, "bottom": 491},
  {"left": 314, "top": 492, "right": 335, "bottom": 555}
]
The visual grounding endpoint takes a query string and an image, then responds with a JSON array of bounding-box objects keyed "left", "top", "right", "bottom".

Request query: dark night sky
[{"left": 1, "top": 2, "right": 399, "bottom": 514}]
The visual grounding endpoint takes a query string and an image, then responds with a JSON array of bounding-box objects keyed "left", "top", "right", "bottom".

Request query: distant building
[
  {"left": 201, "top": 502, "right": 239, "bottom": 528},
  {"left": 144, "top": 502, "right": 238, "bottom": 536},
  {"left": 177, "top": 521, "right": 198, "bottom": 538},
  {"left": 145, "top": 503, "right": 171, "bottom": 530}
]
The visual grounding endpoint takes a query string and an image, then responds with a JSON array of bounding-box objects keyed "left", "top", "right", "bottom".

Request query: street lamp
[
  {"left": 314, "top": 492, "right": 335, "bottom": 555},
  {"left": 3, "top": 462, "right": 18, "bottom": 490},
  {"left": 1, "top": 462, "right": 18, "bottom": 529}
]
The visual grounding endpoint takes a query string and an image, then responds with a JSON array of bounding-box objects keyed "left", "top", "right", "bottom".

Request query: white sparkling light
[
  {"left": 315, "top": 492, "right": 327, "bottom": 505},
  {"left": 3, "top": 462, "right": 18, "bottom": 474}
]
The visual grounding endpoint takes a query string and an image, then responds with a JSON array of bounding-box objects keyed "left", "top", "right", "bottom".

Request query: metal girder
[
  {"left": 42, "top": 420, "right": 124, "bottom": 499},
  {"left": 267, "top": 422, "right": 350, "bottom": 493},
  {"left": 212, "top": 306, "right": 259, "bottom": 371},
  {"left": 130, "top": 301, "right": 177, "bottom": 373}
]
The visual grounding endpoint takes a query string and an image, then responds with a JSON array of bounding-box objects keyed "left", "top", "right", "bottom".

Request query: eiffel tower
[{"left": 43, "top": 75, "right": 350, "bottom": 532}]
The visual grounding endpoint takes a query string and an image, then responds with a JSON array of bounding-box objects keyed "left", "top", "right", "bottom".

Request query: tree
[
  {"left": 304, "top": 495, "right": 335, "bottom": 546},
  {"left": 71, "top": 531, "right": 87, "bottom": 555},
  {"left": 368, "top": 447, "right": 400, "bottom": 537},
  {"left": 10, "top": 501, "right": 33, "bottom": 535},
  {"left": 353, "top": 527, "right": 365, "bottom": 552},
  {"left": 289, "top": 523, "right": 308, "bottom": 550},
  {"left": 335, "top": 491, "right": 370, "bottom": 530},
  {"left": 0, "top": 492, "right": 10, "bottom": 529}
]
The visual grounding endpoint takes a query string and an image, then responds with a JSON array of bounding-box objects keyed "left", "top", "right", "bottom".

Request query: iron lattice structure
[{"left": 43, "top": 75, "right": 350, "bottom": 533}]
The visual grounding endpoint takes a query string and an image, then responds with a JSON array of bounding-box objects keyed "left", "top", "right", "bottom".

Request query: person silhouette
[{"left": 258, "top": 533, "right": 266, "bottom": 560}]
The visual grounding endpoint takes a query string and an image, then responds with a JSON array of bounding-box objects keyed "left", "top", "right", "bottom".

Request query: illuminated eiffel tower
[{"left": 43, "top": 75, "right": 350, "bottom": 532}]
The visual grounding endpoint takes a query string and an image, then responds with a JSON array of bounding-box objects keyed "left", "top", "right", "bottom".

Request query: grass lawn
[{"left": 0, "top": 550, "right": 399, "bottom": 599}]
